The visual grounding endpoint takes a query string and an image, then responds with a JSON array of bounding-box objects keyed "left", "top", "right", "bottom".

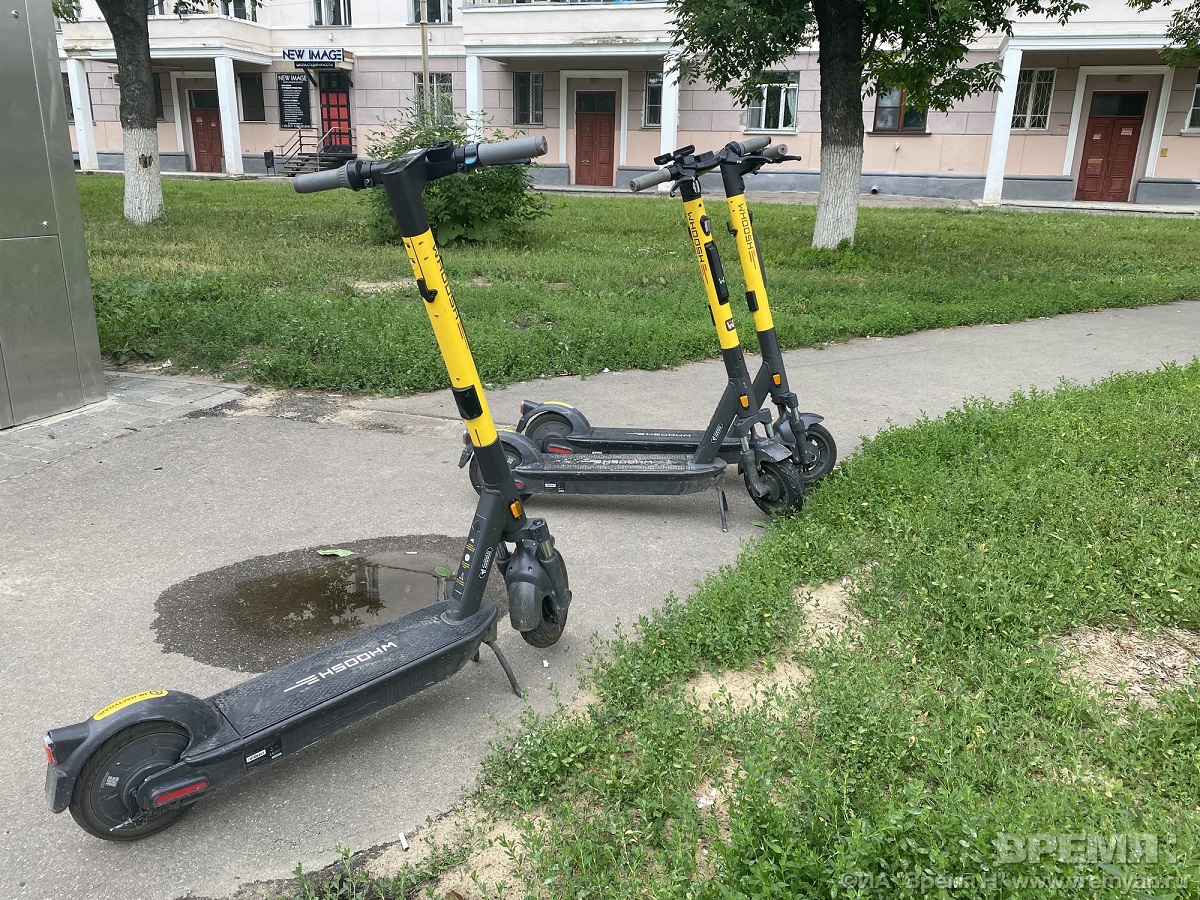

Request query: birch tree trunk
[
  {"left": 812, "top": 0, "right": 866, "bottom": 249},
  {"left": 95, "top": 0, "right": 164, "bottom": 225}
]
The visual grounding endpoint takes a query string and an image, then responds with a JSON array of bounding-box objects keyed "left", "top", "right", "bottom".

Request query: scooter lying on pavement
[
  {"left": 460, "top": 135, "right": 806, "bottom": 527},
  {"left": 43, "top": 136, "right": 572, "bottom": 841}
]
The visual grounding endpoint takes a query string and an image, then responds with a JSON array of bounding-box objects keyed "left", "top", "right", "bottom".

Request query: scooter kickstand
[
  {"left": 716, "top": 476, "right": 729, "bottom": 532},
  {"left": 485, "top": 640, "right": 524, "bottom": 697}
]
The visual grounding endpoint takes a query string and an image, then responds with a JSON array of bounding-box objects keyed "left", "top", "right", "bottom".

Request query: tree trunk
[
  {"left": 812, "top": 0, "right": 865, "bottom": 249},
  {"left": 95, "top": 0, "right": 164, "bottom": 225}
]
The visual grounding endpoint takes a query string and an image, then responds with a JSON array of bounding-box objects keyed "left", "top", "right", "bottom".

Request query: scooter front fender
[
  {"left": 44, "top": 690, "right": 223, "bottom": 813},
  {"left": 775, "top": 412, "right": 825, "bottom": 447}
]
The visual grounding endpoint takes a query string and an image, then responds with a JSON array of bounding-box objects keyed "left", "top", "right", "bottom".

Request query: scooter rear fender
[
  {"left": 44, "top": 690, "right": 225, "bottom": 813},
  {"left": 458, "top": 429, "right": 541, "bottom": 470},
  {"left": 516, "top": 400, "right": 591, "bottom": 437}
]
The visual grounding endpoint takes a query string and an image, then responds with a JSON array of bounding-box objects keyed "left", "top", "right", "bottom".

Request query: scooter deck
[
  {"left": 187, "top": 601, "right": 497, "bottom": 760},
  {"left": 515, "top": 452, "right": 725, "bottom": 496},
  {"left": 552, "top": 425, "right": 740, "bottom": 457}
]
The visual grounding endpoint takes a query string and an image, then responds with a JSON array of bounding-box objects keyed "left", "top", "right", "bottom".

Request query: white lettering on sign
[{"left": 283, "top": 48, "right": 345, "bottom": 64}]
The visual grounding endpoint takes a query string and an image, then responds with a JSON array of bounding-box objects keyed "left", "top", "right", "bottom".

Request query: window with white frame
[
  {"left": 414, "top": 72, "right": 453, "bottom": 120},
  {"left": 313, "top": 0, "right": 350, "bottom": 26},
  {"left": 743, "top": 74, "right": 797, "bottom": 131},
  {"left": 410, "top": 0, "right": 451, "bottom": 24},
  {"left": 219, "top": 0, "right": 256, "bottom": 20},
  {"left": 644, "top": 71, "right": 663, "bottom": 128},
  {"left": 1189, "top": 72, "right": 1200, "bottom": 129},
  {"left": 514, "top": 72, "right": 543, "bottom": 126},
  {"left": 1011, "top": 68, "right": 1055, "bottom": 130}
]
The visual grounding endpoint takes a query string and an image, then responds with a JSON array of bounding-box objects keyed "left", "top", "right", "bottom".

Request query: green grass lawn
[
  {"left": 467, "top": 362, "right": 1199, "bottom": 899},
  {"left": 79, "top": 175, "right": 1200, "bottom": 394}
]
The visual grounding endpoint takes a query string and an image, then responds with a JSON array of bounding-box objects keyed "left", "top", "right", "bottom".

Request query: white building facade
[{"left": 58, "top": 0, "right": 1200, "bottom": 203}]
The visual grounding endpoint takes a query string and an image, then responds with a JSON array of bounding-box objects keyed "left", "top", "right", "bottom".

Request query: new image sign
[{"left": 283, "top": 48, "right": 344, "bottom": 69}]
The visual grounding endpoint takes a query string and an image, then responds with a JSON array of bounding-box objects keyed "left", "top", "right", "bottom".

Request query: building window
[
  {"left": 873, "top": 87, "right": 926, "bottom": 133},
  {"left": 62, "top": 72, "right": 74, "bottom": 122},
  {"left": 313, "top": 0, "right": 350, "bottom": 26},
  {"left": 410, "top": 0, "right": 451, "bottom": 23},
  {"left": 1189, "top": 72, "right": 1200, "bottom": 129},
  {"left": 219, "top": 0, "right": 256, "bottom": 19},
  {"left": 744, "top": 74, "right": 797, "bottom": 131},
  {"left": 514, "top": 72, "right": 543, "bottom": 126},
  {"left": 148, "top": 0, "right": 167, "bottom": 15},
  {"left": 644, "top": 71, "right": 663, "bottom": 128},
  {"left": 239, "top": 72, "right": 266, "bottom": 122},
  {"left": 1011, "top": 68, "right": 1054, "bottom": 130},
  {"left": 152, "top": 73, "right": 165, "bottom": 120},
  {"left": 414, "top": 72, "right": 453, "bottom": 120}
]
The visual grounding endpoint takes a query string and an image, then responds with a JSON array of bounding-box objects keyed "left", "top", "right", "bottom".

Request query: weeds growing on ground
[{"left": 477, "top": 362, "right": 1200, "bottom": 898}]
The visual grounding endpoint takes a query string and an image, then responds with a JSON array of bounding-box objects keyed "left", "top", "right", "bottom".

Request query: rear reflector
[
  {"left": 43, "top": 735, "right": 55, "bottom": 765},
  {"left": 153, "top": 780, "right": 208, "bottom": 806}
]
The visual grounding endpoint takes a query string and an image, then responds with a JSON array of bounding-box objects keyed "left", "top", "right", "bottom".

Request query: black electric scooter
[
  {"left": 501, "top": 140, "right": 830, "bottom": 513},
  {"left": 717, "top": 141, "right": 837, "bottom": 481},
  {"left": 43, "top": 136, "right": 572, "bottom": 841},
  {"left": 459, "top": 138, "right": 803, "bottom": 526}
]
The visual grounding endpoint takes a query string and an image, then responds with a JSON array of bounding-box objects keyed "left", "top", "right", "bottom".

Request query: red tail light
[{"left": 152, "top": 780, "right": 209, "bottom": 806}]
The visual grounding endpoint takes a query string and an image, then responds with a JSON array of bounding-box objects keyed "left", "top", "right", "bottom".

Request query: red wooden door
[
  {"left": 190, "top": 106, "right": 223, "bottom": 173},
  {"left": 575, "top": 92, "right": 615, "bottom": 186},
  {"left": 320, "top": 71, "right": 353, "bottom": 152},
  {"left": 1075, "top": 93, "right": 1146, "bottom": 202}
]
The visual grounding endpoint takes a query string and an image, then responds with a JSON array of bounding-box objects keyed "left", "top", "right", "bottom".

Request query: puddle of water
[
  {"left": 154, "top": 534, "right": 506, "bottom": 673},
  {"left": 217, "top": 551, "right": 450, "bottom": 640}
]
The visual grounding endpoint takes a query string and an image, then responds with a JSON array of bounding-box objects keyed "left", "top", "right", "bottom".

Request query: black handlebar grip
[
  {"left": 293, "top": 165, "right": 352, "bottom": 194},
  {"left": 726, "top": 135, "right": 773, "bottom": 157},
  {"left": 476, "top": 135, "right": 549, "bottom": 167},
  {"left": 629, "top": 167, "right": 674, "bottom": 192},
  {"left": 762, "top": 144, "right": 789, "bottom": 161}
]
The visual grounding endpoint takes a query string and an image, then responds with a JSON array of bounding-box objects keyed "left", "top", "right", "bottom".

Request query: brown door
[
  {"left": 1075, "top": 92, "right": 1147, "bottom": 202},
  {"left": 190, "top": 91, "right": 223, "bottom": 173},
  {"left": 575, "top": 91, "right": 615, "bottom": 186},
  {"left": 320, "top": 71, "right": 353, "bottom": 152}
]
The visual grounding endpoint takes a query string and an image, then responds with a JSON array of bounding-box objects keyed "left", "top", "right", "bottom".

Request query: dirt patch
[
  {"left": 1055, "top": 625, "right": 1200, "bottom": 713},
  {"left": 686, "top": 657, "right": 809, "bottom": 710},
  {"left": 354, "top": 278, "right": 415, "bottom": 294},
  {"left": 796, "top": 577, "right": 865, "bottom": 641}
]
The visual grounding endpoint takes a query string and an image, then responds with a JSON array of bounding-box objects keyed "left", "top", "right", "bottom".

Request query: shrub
[{"left": 362, "top": 110, "right": 550, "bottom": 244}]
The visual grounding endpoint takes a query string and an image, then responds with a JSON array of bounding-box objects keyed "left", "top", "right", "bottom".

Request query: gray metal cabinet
[{"left": 0, "top": 0, "right": 104, "bottom": 428}]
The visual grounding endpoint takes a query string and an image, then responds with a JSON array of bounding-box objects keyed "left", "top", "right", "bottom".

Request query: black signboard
[{"left": 276, "top": 73, "right": 311, "bottom": 129}]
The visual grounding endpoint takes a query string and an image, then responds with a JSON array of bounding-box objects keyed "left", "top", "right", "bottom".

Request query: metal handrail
[{"left": 277, "top": 126, "right": 351, "bottom": 174}]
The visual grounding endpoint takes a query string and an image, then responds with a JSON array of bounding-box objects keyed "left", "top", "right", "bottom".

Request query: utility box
[{"left": 0, "top": 0, "right": 104, "bottom": 429}]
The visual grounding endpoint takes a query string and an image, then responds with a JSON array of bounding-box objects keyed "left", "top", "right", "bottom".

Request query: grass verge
[{"left": 79, "top": 175, "right": 1200, "bottom": 394}]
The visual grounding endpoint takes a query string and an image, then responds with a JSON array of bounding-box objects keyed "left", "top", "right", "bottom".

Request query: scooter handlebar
[
  {"left": 762, "top": 144, "right": 789, "bottom": 162},
  {"left": 293, "top": 165, "right": 353, "bottom": 194},
  {"left": 725, "top": 135, "right": 772, "bottom": 157},
  {"left": 475, "top": 135, "right": 549, "bottom": 167},
  {"left": 629, "top": 167, "right": 674, "bottom": 192}
]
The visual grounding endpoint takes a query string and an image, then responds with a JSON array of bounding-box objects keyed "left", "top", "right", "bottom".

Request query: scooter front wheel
[
  {"left": 797, "top": 423, "right": 837, "bottom": 483},
  {"left": 522, "top": 595, "right": 569, "bottom": 648},
  {"left": 745, "top": 460, "right": 805, "bottom": 518},
  {"left": 69, "top": 722, "right": 191, "bottom": 841}
]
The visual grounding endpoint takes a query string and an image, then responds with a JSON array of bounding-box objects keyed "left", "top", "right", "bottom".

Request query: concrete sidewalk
[{"left": 1, "top": 301, "right": 1198, "bottom": 900}]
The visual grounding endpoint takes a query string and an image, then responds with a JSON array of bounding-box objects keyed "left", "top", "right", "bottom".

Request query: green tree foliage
[{"left": 363, "top": 111, "right": 550, "bottom": 245}]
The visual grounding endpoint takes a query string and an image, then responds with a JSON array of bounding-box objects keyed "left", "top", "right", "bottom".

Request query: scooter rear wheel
[
  {"left": 526, "top": 412, "right": 573, "bottom": 449},
  {"left": 521, "top": 594, "right": 568, "bottom": 648},
  {"left": 468, "top": 449, "right": 532, "bottom": 500},
  {"left": 69, "top": 722, "right": 191, "bottom": 841},
  {"left": 797, "top": 423, "right": 837, "bottom": 483},
  {"left": 745, "top": 460, "right": 805, "bottom": 517}
]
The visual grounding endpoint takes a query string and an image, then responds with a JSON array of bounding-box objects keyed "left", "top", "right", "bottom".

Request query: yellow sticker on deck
[{"left": 93, "top": 690, "right": 168, "bottom": 721}]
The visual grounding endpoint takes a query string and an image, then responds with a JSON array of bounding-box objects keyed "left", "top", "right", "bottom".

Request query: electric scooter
[
  {"left": 515, "top": 141, "right": 835, "bottom": 484},
  {"left": 42, "top": 136, "right": 572, "bottom": 841},
  {"left": 459, "top": 138, "right": 804, "bottom": 526},
  {"left": 717, "top": 141, "right": 837, "bottom": 481}
]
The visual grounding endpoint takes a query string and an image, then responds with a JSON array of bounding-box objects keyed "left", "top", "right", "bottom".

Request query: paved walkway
[{"left": 0, "top": 372, "right": 244, "bottom": 481}]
